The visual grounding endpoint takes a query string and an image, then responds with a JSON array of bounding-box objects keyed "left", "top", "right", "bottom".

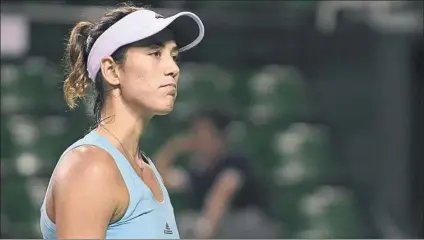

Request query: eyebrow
[{"left": 148, "top": 42, "right": 179, "bottom": 53}]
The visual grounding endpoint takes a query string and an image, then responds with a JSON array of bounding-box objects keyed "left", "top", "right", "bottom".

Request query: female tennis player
[{"left": 39, "top": 3, "right": 204, "bottom": 239}]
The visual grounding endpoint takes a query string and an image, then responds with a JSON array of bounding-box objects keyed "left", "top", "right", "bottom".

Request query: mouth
[
  {"left": 160, "top": 83, "right": 177, "bottom": 96},
  {"left": 161, "top": 83, "right": 177, "bottom": 89}
]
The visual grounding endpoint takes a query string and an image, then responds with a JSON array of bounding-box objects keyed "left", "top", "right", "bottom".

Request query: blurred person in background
[
  {"left": 39, "top": 2, "right": 204, "bottom": 239},
  {"left": 155, "top": 108, "right": 282, "bottom": 239}
]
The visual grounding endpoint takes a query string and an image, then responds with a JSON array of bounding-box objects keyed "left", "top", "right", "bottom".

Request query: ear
[{"left": 99, "top": 56, "right": 121, "bottom": 86}]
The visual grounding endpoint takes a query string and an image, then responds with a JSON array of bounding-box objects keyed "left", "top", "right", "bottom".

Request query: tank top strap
[
  {"left": 141, "top": 151, "right": 164, "bottom": 183},
  {"left": 84, "top": 130, "right": 145, "bottom": 224}
]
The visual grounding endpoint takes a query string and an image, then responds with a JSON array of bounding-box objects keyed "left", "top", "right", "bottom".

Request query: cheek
[
  {"left": 122, "top": 61, "right": 156, "bottom": 93},
  {"left": 120, "top": 53, "right": 176, "bottom": 112},
  {"left": 125, "top": 60, "right": 148, "bottom": 81}
]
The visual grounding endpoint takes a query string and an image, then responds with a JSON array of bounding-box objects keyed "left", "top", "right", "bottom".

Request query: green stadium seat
[
  {"left": 1, "top": 179, "right": 37, "bottom": 237},
  {"left": 1, "top": 116, "right": 15, "bottom": 172},
  {"left": 248, "top": 65, "right": 307, "bottom": 120},
  {"left": 296, "top": 186, "right": 358, "bottom": 238},
  {"left": 175, "top": 63, "right": 235, "bottom": 116},
  {"left": 273, "top": 122, "right": 333, "bottom": 186},
  {"left": 1, "top": 58, "right": 65, "bottom": 112},
  {"left": 1, "top": 64, "right": 24, "bottom": 113}
]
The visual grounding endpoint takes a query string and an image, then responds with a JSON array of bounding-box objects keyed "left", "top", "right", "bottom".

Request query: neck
[{"left": 96, "top": 97, "right": 152, "bottom": 162}]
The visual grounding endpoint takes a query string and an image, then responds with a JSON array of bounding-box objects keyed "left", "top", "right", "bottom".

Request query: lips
[
  {"left": 161, "top": 83, "right": 177, "bottom": 89},
  {"left": 161, "top": 83, "right": 177, "bottom": 96}
]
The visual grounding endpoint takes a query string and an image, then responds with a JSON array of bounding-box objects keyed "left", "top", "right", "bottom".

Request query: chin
[
  {"left": 154, "top": 105, "right": 174, "bottom": 116},
  {"left": 149, "top": 97, "right": 176, "bottom": 116}
]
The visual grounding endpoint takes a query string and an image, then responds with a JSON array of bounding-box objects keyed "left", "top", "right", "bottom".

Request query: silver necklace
[{"left": 99, "top": 124, "right": 144, "bottom": 172}]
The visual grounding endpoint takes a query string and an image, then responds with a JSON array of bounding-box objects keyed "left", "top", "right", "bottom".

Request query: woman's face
[{"left": 103, "top": 28, "right": 181, "bottom": 117}]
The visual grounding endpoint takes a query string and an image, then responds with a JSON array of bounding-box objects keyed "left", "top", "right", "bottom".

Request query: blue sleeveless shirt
[{"left": 39, "top": 130, "right": 180, "bottom": 239}]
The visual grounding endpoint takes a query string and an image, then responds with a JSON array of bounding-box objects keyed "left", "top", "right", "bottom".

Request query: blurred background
[{"left": 1, "top": 0, "right": 423, "bottom": 238}]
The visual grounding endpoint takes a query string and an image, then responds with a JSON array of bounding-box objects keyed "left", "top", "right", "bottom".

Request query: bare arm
[
  {"left": 154, "top": 136, "right": 193, "bottom": 192},
  {"left": 196, "top": 168, "right": 243, "bottom": 239},
  {"left": 51, "top": 147, "right": 122, "bottom": 238},
  {"left": 154, "top": 141, "right": 181, "bottom": 181}
]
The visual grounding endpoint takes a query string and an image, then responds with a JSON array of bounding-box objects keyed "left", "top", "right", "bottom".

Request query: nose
[{"left": 164, "top": 54, "right": 180, "bottom": 79}]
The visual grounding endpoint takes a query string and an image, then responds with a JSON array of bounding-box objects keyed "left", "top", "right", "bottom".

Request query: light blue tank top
[{"left": 39, "top": 130, "right": 180, "bottom": 239}]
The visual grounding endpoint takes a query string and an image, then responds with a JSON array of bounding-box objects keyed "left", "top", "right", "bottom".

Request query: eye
[
  {"left": 149, "top": 50, "right": 162, "bottom": 58},
  {"left": 172, "top": 54, "right": 180, "bottom": 62}
]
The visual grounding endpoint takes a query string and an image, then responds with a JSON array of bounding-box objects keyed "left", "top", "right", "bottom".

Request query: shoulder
[
  {"left": 50, "top": 146, "right": 126, "bottom": 236},
  {"left": 52, "top": 145, "right": 123, "bottom": 194}
]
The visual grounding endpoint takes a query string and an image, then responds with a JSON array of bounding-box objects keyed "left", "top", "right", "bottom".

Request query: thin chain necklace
[{"left": 98, "top": 124, "right": 144, "bottom": 172}]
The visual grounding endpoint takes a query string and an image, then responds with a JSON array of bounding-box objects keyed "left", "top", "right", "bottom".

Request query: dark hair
[{"left": 63, "top": 2, "right": 147, "bottom": 121}]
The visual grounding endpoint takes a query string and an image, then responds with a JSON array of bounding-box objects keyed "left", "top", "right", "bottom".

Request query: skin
[{"left": 45, "top": 30, "right": 180, "bottom": 238}]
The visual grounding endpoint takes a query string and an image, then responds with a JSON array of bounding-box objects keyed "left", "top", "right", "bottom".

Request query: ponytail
[{"left": 63, "top": 21, "right": 93, "bottom": 109}]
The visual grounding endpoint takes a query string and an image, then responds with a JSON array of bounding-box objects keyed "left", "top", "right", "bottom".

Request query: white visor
[{"left": 86, "top": 9, "right": 205, "bottom": 81}]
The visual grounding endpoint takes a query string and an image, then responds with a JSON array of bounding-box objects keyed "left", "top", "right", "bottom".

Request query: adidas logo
[{"left": 164, "top": 222, "right": 173, "bottom": 234}]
